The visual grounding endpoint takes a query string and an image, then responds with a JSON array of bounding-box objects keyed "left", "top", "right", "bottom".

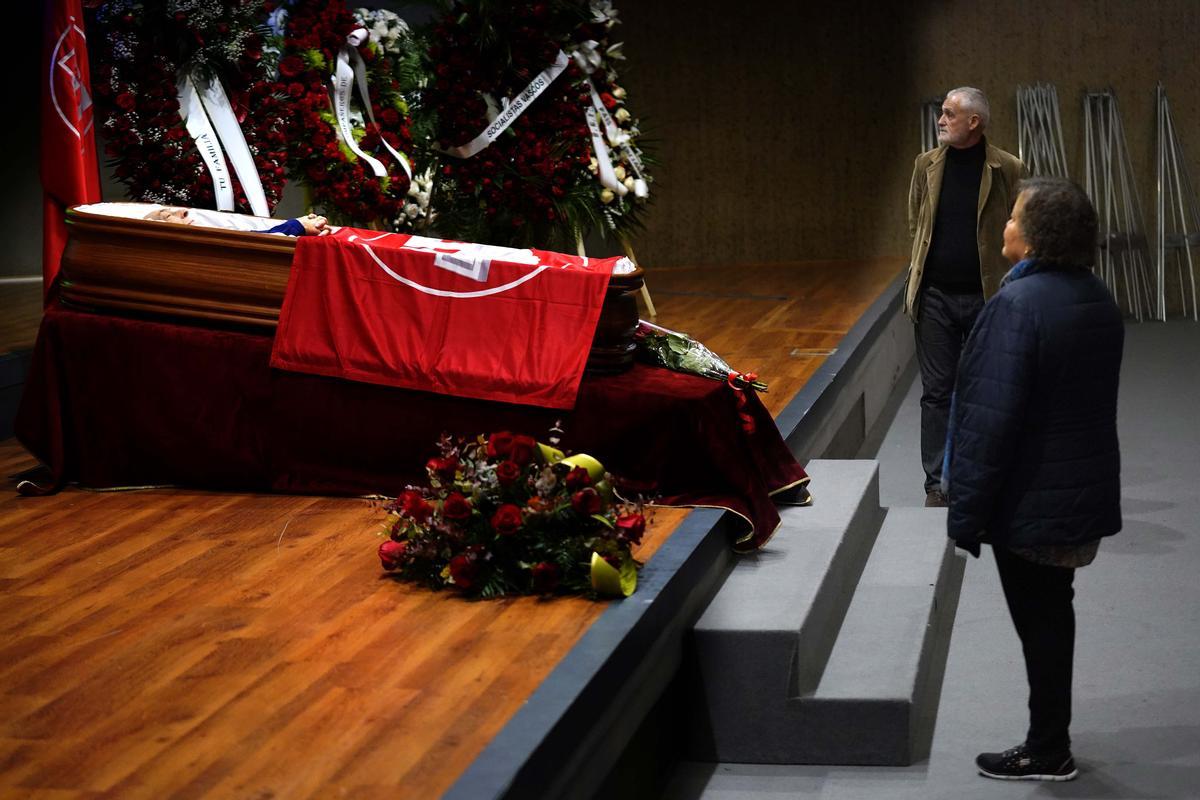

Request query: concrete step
[
  {"left": 685, "top": 459, "right": 884, "bottom": 762},
  {"left": 798, "top": 506, "right": 966, "bottom": 765}
]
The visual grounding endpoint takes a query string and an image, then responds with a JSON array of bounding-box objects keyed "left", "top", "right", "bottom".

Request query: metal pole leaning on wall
[
  {"left": 1155, "top": 83, "right": 1200, "bottom": 320},
  {"left": 1082, "top": 90, "right": 1156, "bottom": 320},
  {"left": 1017, "top": 83, "right": 1069, "bottom": 177},
  {"left": 921, "top": 99, "right": 941, "bottom": 153}
]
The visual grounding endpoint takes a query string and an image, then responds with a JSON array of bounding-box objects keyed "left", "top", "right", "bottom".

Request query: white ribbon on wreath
[
  {"left": 571, "top": 44, "right": 649, "bottom": 200},
  {"left": 437, "top": 51, "right": 572, "bottom": 159},
  {"left": 331, "top": 27, "right": 413, "bottom": 179},
  {"left": 435, "top": 45, "right": 647, "bottom": 201},
  {"left": 585, "top": 107, "right": 626, "bottom": 197},
  {"left": 177, "top": 72, "right": 271, "bottom": 216}
]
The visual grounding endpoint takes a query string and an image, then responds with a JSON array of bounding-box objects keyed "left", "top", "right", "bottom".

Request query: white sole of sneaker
[{"left": 978, "top": 767, "right": 1079, "bottom": 781}]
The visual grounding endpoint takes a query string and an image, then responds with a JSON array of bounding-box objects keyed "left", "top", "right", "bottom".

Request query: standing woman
[{"left": 944, "top": 177, "right": 1123, "bottom": 781}]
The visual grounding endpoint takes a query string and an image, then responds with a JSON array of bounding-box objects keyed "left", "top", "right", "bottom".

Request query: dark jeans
[
  {"left": 915, "top": 285, "right": 984, "bottom": 493},
  {"left": 994, "top": 546, "right": 1077, "bottom": 755}
]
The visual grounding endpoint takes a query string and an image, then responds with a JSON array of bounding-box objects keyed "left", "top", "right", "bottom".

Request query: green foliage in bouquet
[
  {"left": 377, "top": 432, "right": 646, "bottom": 599},
  {"left": 634, "top": 321, "right": 767, "bottom": 392}
]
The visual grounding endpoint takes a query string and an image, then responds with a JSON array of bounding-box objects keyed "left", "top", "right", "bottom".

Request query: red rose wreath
[
  {"left": 90, "top": 1, "right": 288, "bottom": 212},
  {"left": 425, "top": 0, "right": 653, "bottom": 250},
  {"left": 273, "top": 0, "right": 416, "bottom": 226}
]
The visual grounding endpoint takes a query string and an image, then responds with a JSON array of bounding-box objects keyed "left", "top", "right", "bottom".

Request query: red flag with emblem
[
  {"left": 270, "top": 231, "right": 617, "bottom": 409},
  {"left": 41, "top": 0, "right": 101, "bottom": 302}
]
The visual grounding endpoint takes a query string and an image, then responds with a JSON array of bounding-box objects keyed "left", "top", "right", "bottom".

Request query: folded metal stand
[
  {"left": 1155, "top": 83, "right": 1199, "bottom": 320},
  {"left": 1083, "top": 90, "right": 1156, "bottom": 320},
  {"left": 921, "top": 99, "right": 941, "bottom": 153},
  {"left": 1016, "top": 83, "right": 1069, "bottom": 177}
]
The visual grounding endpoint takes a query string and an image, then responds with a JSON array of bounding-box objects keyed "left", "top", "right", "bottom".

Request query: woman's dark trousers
[{"left": 993, "top": 545, "right": 1077, "bottom": 755}]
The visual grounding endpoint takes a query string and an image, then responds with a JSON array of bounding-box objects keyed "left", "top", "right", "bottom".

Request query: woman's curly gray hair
[{"left": 1018, "top": 177, "right": 1098, "bottom": 267}]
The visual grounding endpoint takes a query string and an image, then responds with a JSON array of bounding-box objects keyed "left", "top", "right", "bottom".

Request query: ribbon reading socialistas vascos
[{"left": 438, "top": 47, "right": 648, "bottom": 200}]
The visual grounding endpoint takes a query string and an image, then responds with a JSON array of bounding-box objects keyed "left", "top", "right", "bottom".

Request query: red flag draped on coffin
[{"left": 271, "top": 231, "right": 617, "bottom": 409}]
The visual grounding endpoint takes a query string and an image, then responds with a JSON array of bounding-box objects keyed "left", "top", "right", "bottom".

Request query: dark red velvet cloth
[{"left": 16, "top": 305, "right": 808, "bottom": 548}]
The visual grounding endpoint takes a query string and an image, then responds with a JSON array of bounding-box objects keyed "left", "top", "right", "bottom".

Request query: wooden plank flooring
[
  {"left": 0, "top": 281, "right": 42, "bottom": 356},
  {"left": 0, "top": 258, "right": 902, "bottom": 799}
]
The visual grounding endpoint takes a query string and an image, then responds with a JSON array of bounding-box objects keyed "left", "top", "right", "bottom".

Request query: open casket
[{"left": 59, "top": 203, "right": 645, "bottom": 373}]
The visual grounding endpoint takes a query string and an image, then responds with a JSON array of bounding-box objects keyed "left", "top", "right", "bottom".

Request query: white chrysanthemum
[{"left": 354, "top": 8, "right": 410, "bottom": 58}]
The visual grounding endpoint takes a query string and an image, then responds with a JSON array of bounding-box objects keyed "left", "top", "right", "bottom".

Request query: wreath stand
[{"left": 576, "top": 231, "right": 657, "bottom": 319}]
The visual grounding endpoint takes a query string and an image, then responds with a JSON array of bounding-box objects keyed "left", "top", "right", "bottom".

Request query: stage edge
[{"left": 445, "top": 270, "right": 913, "bottom": 799}]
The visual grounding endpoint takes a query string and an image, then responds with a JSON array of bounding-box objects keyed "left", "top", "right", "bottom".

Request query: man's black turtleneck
[{"left": 924, "top": 139, "right": 986, "bottom": 294}]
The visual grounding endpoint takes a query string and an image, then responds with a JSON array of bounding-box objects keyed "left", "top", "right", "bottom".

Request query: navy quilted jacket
[{"left": 946, "top": 260, "right": 1124, "bottom": 550}]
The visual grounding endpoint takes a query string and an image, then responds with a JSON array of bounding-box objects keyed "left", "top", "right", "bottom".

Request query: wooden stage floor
[{"left": 0, "top": 258, "right": 902, "bottom": 799}]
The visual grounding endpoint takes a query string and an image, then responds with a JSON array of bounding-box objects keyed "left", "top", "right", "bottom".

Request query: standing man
[{"left": 905, "top": 87, "right": 1026, "bottom": 507}]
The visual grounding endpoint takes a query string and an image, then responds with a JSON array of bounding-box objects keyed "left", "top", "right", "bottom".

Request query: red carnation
[
  {"left": 287, "top": 82, "right": 305, "bottom": 98},
  {"left": 487, "top": 431, "right": 514, "bottom": 458},
  {"left": 571, "top": 487, "right": 602, "bottom": 515},
  {"left": 449, "top": 553, "right": 479, "bottom": 589},
  {"left": 600, "top": 92, "right": 617, "bottom": 109},
  {"left": 279, "top": 55, "right": 305, "bottom": 78},
  {"left": 496, "top": 460, "right": 522, "bottom": 486},
  {"left": 115, "top": 92, "right": 136, "bottom": 111},
  {"left": 530, "top": 561, "right": 560, "bottom": 593},
  {"left": 443, "top": 492, "right": 472, "bottom": 521},
  {"left": 491, "top": 504, "right": 524, "bottom": 536},
  {"left": 615, "top": 513, "right": 647, "bottom": 545},
  {"left": 378, "top": 539, "right": 407, "bottom": 570}
]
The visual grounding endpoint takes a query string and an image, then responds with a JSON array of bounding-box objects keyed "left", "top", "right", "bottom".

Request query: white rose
[
  {"left": 600, "top": 189, "right": 615, "bottom": 204},
  {"left": 613, "top": 165, "right": 626, "bottom": 181},
  {"left": 588, "top": 157, "right": 599, "bottom": 174},
  {"left": 612, "top": 86, "right": 627, "bottom": 100},
  {"left": 623, "top": 176, "right": 636, "bottom": 191},
  {"left": 614, "top": 108, "right": 631, "bottom": 123},
  {"left": 405, "top": 203, "right": 420, "bottom": 219}
]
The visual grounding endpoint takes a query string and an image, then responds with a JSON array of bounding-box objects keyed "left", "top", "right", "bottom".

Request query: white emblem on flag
[
  {"left": 49, "top": 17, "right": 93, "bottom": 146},
  {"left": 349, "top": 234, "right": 551, "bottom": 298}
]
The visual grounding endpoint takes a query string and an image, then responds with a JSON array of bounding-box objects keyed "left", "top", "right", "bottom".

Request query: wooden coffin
[{"left": 59, "top": 204, "right": 644, "bottom": 374}]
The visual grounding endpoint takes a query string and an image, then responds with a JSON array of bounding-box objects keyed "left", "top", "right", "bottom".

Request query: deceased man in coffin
[{"left": 143, "top": 205, "right": 333, "bottom": 237}]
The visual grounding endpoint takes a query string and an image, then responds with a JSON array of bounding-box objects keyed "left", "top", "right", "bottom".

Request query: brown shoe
[{"left": 925, "top": 489, "right": 948, "bottom": 508}]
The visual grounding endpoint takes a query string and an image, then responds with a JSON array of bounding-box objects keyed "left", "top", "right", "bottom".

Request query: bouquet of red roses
[{"left": 377, "top": 431, "right": 645, "bottom": 599}]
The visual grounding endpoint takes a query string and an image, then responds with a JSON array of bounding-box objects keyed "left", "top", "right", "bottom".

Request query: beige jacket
[{"left": 905, "top": 140, "right": 1026, "bottom": 319}]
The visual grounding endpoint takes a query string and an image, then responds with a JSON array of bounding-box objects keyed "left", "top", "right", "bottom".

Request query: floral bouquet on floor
[{"left": 377, "top": 432, "right": 645, "bottom": 599}]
